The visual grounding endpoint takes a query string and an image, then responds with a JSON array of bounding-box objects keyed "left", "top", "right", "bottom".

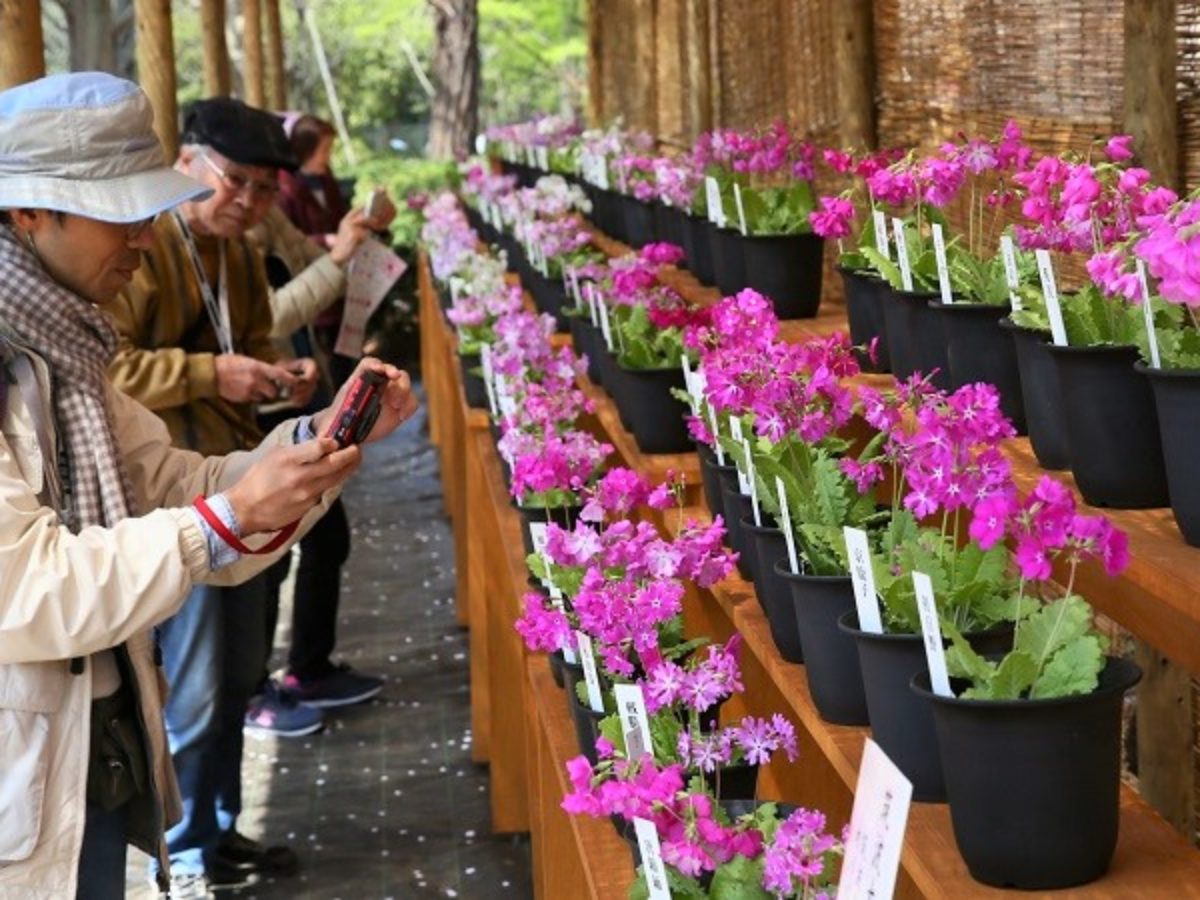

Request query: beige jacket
[{"left": 0, "top": 340, "right": 334, "bottom": 898}]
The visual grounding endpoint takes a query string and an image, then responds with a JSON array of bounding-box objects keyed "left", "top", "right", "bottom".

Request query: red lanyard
[{"left": 192, "top": 495, "right": 298, "bottom": 555}]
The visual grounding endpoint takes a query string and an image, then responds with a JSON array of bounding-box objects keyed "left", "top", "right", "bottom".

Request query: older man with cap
[
  {"left": 105, "top": 97, "right": 338, "bottom": 893},
  {"left": 0, "top": 72, "right": 416, "bottom": 900}
]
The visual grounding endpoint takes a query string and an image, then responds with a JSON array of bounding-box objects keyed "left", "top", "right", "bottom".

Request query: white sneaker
[{"left": 160, "top": 872, "right": 214, "bottom": 899}]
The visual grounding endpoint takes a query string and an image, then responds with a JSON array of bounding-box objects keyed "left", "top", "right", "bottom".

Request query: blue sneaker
[
  {"left": 244, "top": 682, "right": 324, "bottom": 737},
  {"left": 282, "top": 663, "right": 384, "bottom": 708}
]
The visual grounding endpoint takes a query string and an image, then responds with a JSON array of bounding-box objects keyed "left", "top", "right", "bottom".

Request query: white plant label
[
  {"left": 525, "top": 145, "right": 537, "bottom": 169},
  {"left": 775, "top": 476, "right": 799, "bottom": 574},
  {"left": 474, "top": 134, "right": 487, "bottom": 155},
  {"left": 873, "top": 209, "right": 890, "bottom": 259},
  {"left": 575, "top": 631, "right": 606, "bottom": 713},
  {"left": 613, "top": 684, "right": 654, "bottom": 760},
  {"left": 844, "top": 527, "right": 883, "bottom": 634},
  {"left": 931, "top": 222, "right": 953, "bottom": 305},
  {"left": 584, "top": 283, "right": 599, "bottom": 326},
  {"left": 705, "top": 176, "right": 727, "bottom": 228},
  {"left": 839, "top": 739, "right": 913, "bottom": 900},
  {"left": 598, "top": 298, "right": 615, "bottom": 351},
  {"left": 633, "top": 817, "right": 672, "bottom": 900},
  {"left": 706, "top": 403, "right": 726, "bottom": 465},
  {"left": 1000, "top": 235, "right": 1022, "bottom": 311},
  {"left": 1137, "top": 260, "right": 1161, "bottom": 370},
  {"left": 733, "top": 182, "right": 749, "bottom": 236},
  {"left": 480, "top": 346, "right": 499, "bottom": 416},
  {"left": 892, "top": 218, "right": 913, "bottom": 292},
  {"left": 743, "top": 438, "right": 761, "bottom": 526},
  {"left": 681, "top": 356, "right": 701, "bottom": 413},
  {"left": 567, "top": 267, "right": 582, "bottom": 308},
  {"left": 1035, "top": 249, "right": 1068, "bottom": 347},
  {"left": 912, "top": 571, "right": 951, "bottom": 697},
  {"left": 729, "top": 418, "right": 750, "bottom": 495},
  {"left": 536, "top": 146, "right": 549, "bottom": 171}
]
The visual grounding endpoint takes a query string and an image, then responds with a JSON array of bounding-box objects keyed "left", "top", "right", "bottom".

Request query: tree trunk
[
  {"left": 60, "top": 0, "right": 117, "bottom": 73},
  {"left": 134, "top": 0, "right": 178, "bottom": 158},
  {"left": 263, "top": 0, "right": 285, "bottom": 109},
  {"left": 0, "top": 0, "right": 45, "bottom": 89},
  {"left": 201, "top": 0, "right": 231, "bottom": 97},
  {"left": 426, "top": 0, "right": 479, "bottom": 160},
  {"left": 241, "top": 0, "right": 264, "bottom": 107}
]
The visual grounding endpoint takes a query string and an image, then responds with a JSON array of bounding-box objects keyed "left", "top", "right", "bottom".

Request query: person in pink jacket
[{"left": 0, "top": 73, "right": 417, "bottom": 900}]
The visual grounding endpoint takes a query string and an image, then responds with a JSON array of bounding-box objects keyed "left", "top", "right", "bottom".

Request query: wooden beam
[
  {"left": 0, "top": 0, "right": 45, "bottom": 89},
  {"left": 201, "top": 0, "right": 231, "bottom": 97},
  {"left": 586, "top": 0, "right": 604, "bottom": 126},
  {"left": 1133, "top": 642, "right": 1195, "bottom": 835},
  {"left": 1123, "top": 0, "right": 1179, "bottom": 186},
  {"left": 706, "top": 0, "right": 721, "bottom": 128},
  {"left": 134, "top": 0, "right": 178, "bottom": 158},
  {"left": 263, "top": 0, "right": 286, "bottom": 109},
  {"left": 242, "top": 0, "right": 265, "bottom": 107},
  {"left": 832, "top": 0, "right": 877, "bottom": 150},
  {"left": 682, "top": 0, "right": 710, "bottom": 139}
]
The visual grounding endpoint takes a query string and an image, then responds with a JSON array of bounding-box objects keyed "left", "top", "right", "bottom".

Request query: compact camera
[{"left": 324, "top": 370, "right": 386, "bottom": 447}]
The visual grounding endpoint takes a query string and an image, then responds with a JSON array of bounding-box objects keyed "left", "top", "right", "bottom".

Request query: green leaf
[
  {"left": 598, "top": 714, "right": 625, "bottom": 755},
  {"left": 988, "top": 650, "right": 1039, "bottom": 700},
  {"left": 1015, "top": 595, "right": 1093, "bottom": 671},
  {"left": 944, "top": 619, "right": 996, "bottom": 688},
  {"left": 1031, "top": 634, "right": 1106, "bottom": 699},
  {"left": 860, "top": 246, "right": 903, "bottom": 290},
  {"left": 709, "top": 854, "right": 772, "bottom": 899}
]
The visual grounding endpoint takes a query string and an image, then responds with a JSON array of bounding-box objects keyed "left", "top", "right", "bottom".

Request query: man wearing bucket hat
[
  {"left": 104, "top": 97, "right": 347, "bottom": 891},
  {"left": 0, "top": 73, "right": 417, "bottom": 899}
]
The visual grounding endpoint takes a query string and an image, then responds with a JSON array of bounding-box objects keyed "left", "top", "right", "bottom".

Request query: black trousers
[{"left": 264, "top": 495, "right": 352, "bottom": 680}]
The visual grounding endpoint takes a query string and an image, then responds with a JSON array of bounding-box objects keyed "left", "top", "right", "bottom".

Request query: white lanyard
[{"left": 172, "top": 212, "right": 233, "bottom": 355}]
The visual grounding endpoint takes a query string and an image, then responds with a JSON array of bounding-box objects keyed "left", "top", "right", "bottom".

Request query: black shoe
[{"left": 211, "top": 830, "right": 300, "bottom": 878}]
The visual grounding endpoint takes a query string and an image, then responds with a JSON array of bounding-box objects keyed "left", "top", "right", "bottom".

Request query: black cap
[{"left": 181, "top": 97, "right": 298, "bottom": 171}]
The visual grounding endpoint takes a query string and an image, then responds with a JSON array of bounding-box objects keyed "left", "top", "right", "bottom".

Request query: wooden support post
[
  {"left": 683, "top": 0, "right": 711, "bottom": 140},
  {"left": 586, "top": 0, "right": 604, "bottom": 126},
  {"left": 832, "top": 0, "right": 877, "bottom": 150},
  {"left": 1124, "top": 0, "right": 1179, "bottom": 187},
  {"left": 1133, "top": 643, "right": 1194, "bottom": 835},
  {"left": 633, "top": 0, "right": 657, "bottom": 138},
  {"left": 264, "top": 0, "right": 286, "bottom": 109},
  {"left": 201, "top": 0, "right": 231, "bottom": 97},
  {"left": 0, "top": 0, "right": 45, "bottom": 89},
  {"left": 706, "top": 0, "right": 721, "bottom": 128},
  {"left": 134, "top": 0, "right": 178, "bottom": 158},
  {"left": 242, "top": 0, "right": 265, "bottom": 108}
]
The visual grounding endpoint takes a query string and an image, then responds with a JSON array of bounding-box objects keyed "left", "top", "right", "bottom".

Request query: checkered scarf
[{"left": 0, "top": 227, "right": 132, "bottom": 529}]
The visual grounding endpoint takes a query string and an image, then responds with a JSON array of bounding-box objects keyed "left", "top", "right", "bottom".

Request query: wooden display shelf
[
  {"left": 657, "top": 504, "right": 1200, "bottom": 899},
  {"left": 528, "top": 658, "right": 635, "bottom": 900}
]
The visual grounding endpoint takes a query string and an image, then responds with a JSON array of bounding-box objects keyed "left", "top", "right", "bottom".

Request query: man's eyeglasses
[
  {"left": 125, "top": 216, "right": 158, "bottom": 243},
  {"left": 198, "top": 151, "right": 280, "bottom": 201}
]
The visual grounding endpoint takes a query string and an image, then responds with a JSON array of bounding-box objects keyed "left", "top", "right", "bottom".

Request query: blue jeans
[
  {"left": 158, "top": 575, "right": 270, "bottom": 874},
  {"left": 76, "top": 802, "right": 128, "bottom": 899}
]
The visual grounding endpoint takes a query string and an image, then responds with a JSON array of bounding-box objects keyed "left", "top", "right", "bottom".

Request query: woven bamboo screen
[{"left": 1179, "top": 2, "right": 1200, "bottom": 188}]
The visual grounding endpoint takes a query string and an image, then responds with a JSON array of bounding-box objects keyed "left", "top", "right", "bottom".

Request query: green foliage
[
  {"left": 944, "top": 241, "right": 1036, "bottom": 307},
  {"left": 613, "top": 304, "right": 691, "bottom": 370},
  {"left": 630, "top": 867, "right": 709, "bottom": 900},
  {"left": 945, "top": 595, "right": 1109, "bottom": 700},
  {"left": 708, "top": 855, "right": 772, "bottom": 899},
  {"left": 1156, "top": 322, "right": 1200, "bottom": 370},
  {"left": 739, "top": 181, "right": 817, "bottom": 236},
  {"left": 346, "top": 156, "right": 459, "bottom": 248}
]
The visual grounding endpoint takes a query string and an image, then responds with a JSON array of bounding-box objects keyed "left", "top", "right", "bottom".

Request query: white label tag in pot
[
  {"left": 1137, "top": 260, "right": 1161, "bottom": 370},
  {"left": 931, "top": 223, "right": 953, "bottom": 305},
  {"left": 575, "top": 631, "right": 606, "bottom": 713},
  {"left": 729, "top": 418, "right": 750, "bottom": 494},
  {"left": 584, "top": 283, "right": 599, "bottom": 326},
  {"left": 474, "top": 134, "right": 487, "bottom": 156},
  {"left": 633, "top": 817, "right": 672, "bottom": 900},
  {"left": 707, "top": 403, "right": 725, "bottom": 465},
  {"left": 536, "top": 146, "right": 549, "bottom": 171},
  {"left": 705, "top": 176, "right": 727, "bottom": 228},
  {"left": 892, "top": 218, "right": 913, "bottom": 292},
  {"left": 480, "top": 346, "right": 499, "bottom": 416},
  {"left": 567, "top": 267, "right": 582, "bottom": 308},
  {"left": 743, "top": 438, "right": 761, "bottom": 526},
  {"left": 681, "top": 357, "right": 700, "bottom": 413},
  {"left": 839, "top": 738, "right": 913, "bottom": 900},
  {"left": 525, "top": 145, "right": 537, "bottom": 169},
  {"left": 1035, "top": 249, "right": 1068, "bottom": 347},
  {"left": 844, "top": 526, "right": 883, "bottom": 635},
  {"left": 775, "top": 476, "right": 799, "bottom": 575},
  {"left": 613, "top": 683, "right": 654, "bottom": 760},
  {"left": 912, "top": 571, "right": 951, "bottom": 697},
  {"left": 1000, "top": 235, "right": 1022, "bottom": 311},
  {"left": 873, "top": 209, "right": 890, "bottom": 259},
  {"left": 733, "top": 182, "right": 748, "bottom": 236},
  {"left": 598, "top": 299, "right": 615, "bottom": 351}
]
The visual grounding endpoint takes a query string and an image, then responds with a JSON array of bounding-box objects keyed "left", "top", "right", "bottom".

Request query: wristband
[{"left": 192, "top": 495, "right": 299, "bottom": 555}]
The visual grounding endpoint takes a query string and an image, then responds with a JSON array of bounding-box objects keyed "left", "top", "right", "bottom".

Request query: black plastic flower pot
[
  {"left": 526, "top": 271, "right": 571, "bottom": 333},
  {"left": 697, "top": 443, "right": 724, "bottom": 518},
  {"left": 839, "top": 612, "right": 1013, "bottom": 803},
  {"left": 569, "top": 315, "right": 603, "bottom": 386},
  {"left": 705, "top": 456, "right": 738, "bottom": 526},
  {"left": 741, "top": 232, "right": 825, "bottom": 319},
  {"left": 709, "top": 226, "right": 747, "bottom": 297},
  {"left": 560, "top": 658, "right": 584, "bottom": 706},
  {"left": 549, "top": 650, "right": 567, "bottom": 689},
  {"left": 623, "top": 196, "right": 658, "bottom": 249},
  {"left": 612, "top": 364, "right": 693, "bottom": 454},
  {"left": 1049, "top": 344, "right": 1169, "bottom": 508},
  {"left": 518, "top": 504, "right": 581, "bottom": 558},
  {"left": 772, "top": 571, "right": 868, "bottom": 724},
  {"left": 741, "top": 516, "right": 804, "bottom": 664},
  {"left": 689, "top": 215, "right": 717, "bottom": 286},
  {"left": 774, "top": 563, "right": 867, "bottom": 725},
  {"left": 838, "top": 266, "right": 891, "bottom": 373},
  {"left": 651, "top": 203, "right": 686, "bottom": 262},
  {"left": 702, "top": 762, "right": 760, "bottom": 801},
  {"left": 595, "top": 188, "right": 624, "bottom": 241},
  {"left": 928, "top": 301, "right": 1026, "bottom": 434},
  {"left": 879, "top": 284, "right": 923, "bottom": 383},
  {"left": 566, "top": 676, "right": 608, "bottom": 766},
  {"left": 1140, "top": 364, "right": 1200, "bottom": 546},
  {"left": 457, "top": 353, "right": 489, "bottom": 410},
  {"left": 1000, "top": 320, "right": 1070, "bottom": 471},
  {"left": 718, "top": 478, "right": 753, "bottom": 580},
  {"left": 913, "top": 657, "right": 1141, "bottom": 890},
  {"left": 891, "top": 289, "right": 950, "bottom": 390},
  {"left": 595, "top": 348, "right": 635, "bottom": 431}
]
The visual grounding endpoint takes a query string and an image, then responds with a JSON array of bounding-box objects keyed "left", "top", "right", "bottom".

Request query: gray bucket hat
[{"left": 0, "top": 72, "right": 212, "bottom": 223}]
